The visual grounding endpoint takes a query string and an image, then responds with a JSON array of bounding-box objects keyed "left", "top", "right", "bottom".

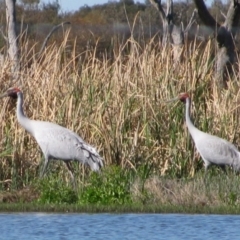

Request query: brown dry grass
[
  {"left": 0, "top": 186, "right": 39, "bottom": 203},
  {"left": 0, "top": 31, "right": 239, "bottom": 190},
  {"left": 132, "top": 173, "right": 240, "bottom": 207}
]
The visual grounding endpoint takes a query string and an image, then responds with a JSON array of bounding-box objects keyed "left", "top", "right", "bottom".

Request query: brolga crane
[
  {"left": 0, "top": 87, "right": 104, "bottom": 186},
  {"left": 168, "top": 92, "right": 240, "bottom": 172}
]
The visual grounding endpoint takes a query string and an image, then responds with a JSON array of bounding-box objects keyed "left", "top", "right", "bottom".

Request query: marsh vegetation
[{"left": 1, "top": 7, "right": 240, "bottom": 211}]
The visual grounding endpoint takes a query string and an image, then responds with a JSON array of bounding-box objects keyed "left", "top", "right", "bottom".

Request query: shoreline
[{"left": 0, "top": 202, "right": 240, "bottom": 214}]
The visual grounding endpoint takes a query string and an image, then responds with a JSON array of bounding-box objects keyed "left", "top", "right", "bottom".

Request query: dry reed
[{"left": 0, "top": 30, "right": 240, "bottom": 190}]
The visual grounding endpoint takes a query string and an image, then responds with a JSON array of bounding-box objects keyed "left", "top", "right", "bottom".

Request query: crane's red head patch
[
  {"left": 7, "top": 87, "right": 21, "bottom": 99},
  {"left": 179, "top": 93, "right": 190, "bottom": 103}
]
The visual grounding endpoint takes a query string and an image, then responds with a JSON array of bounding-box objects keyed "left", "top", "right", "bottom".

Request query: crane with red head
[
  {"left": 167, "top": 92, "right": 240, "bottom": 172},
  {"left": 0, "top": 87, "right": 104, "bottom": 187}
]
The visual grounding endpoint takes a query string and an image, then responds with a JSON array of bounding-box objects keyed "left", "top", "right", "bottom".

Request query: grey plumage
[
  {"left": 169, "top": 92, "right": 240, "bottom": 172},
  {"left": 0, "top": 87, "right": 103, "bottom": 185}
]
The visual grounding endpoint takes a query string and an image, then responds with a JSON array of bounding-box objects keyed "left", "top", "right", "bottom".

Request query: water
[{"left": 0, "top": 213, "right": 240, "bottom": 239}]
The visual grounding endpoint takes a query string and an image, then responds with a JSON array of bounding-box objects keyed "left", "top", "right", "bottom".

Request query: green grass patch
[
  {"left": 1, "top": 202, "right": 240, "bottom": 215},
  {"left": 1, "top": 167, "right": 240, "bottom": 214}
]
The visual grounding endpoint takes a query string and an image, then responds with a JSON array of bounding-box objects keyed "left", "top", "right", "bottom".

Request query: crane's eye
[
  {"left": 8, "top": 91, "right": 18, "bottom": 99},
  {"left": 180, "top": 98, "right": 186, "bottom": 103}
]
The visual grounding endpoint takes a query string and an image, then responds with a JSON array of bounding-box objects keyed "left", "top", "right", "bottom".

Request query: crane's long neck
[
  {"left": 185, "top": 97, "right": 199, "bottom": 136},
  {"left": 16, "top": 92, "right": 34, "bottom": 135}
]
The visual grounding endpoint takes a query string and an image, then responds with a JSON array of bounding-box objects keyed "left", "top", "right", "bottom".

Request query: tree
[
  {"left": 194, "top": 0, "right": 240, "bottom": 87},
  {"left": 149, "top": 0, "right": 185, "bottom": 64},
  {"left": 2, "top": 0, "right": 69, "bottom": 82},
  {"left": 20, "top": 0, "right": 40, "bottom": 10},
  {"left": 5, "top": 0, "right": 20, "bottom": 81}
]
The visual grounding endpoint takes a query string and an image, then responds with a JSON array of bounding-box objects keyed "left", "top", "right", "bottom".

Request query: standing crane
[
  {"left": 168, "top": 92, "right": 240, "bottom": 172},
  {"left": 0, "top": 87, "right": 104, "bottom": 186}
]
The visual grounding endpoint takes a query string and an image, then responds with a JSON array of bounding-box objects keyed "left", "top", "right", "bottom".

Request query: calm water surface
[{"left": 1, "top": 213, "right": 240, "bottom": 239}]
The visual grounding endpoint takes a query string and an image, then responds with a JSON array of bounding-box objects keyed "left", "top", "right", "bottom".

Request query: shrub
[
  {"left": 79, "top": 166, "right": 134, "bottom": 205},
  {"left": 37, "top": 175, "right": 78, "bottom": 204}
]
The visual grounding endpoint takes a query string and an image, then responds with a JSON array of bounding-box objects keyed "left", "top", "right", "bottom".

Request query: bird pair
[{"left": 1, "top": 88, "right": 239, "bottom": 182}]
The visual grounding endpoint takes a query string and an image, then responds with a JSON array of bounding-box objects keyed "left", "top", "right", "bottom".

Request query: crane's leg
[
  {"left": 40, "top": 156, "right": 50, "bottom": 178},
  {"left": 220, "top": 165, "right": 227, "bottom": 174},
  {"left": 204, "top": 160, "right": 211, "bottom": 172},
  {"left": 203, "top": 161, "right": 211, "bottom": 185},
  {"left": 64, "top": 161, "right": 76, "bottom": 190}
]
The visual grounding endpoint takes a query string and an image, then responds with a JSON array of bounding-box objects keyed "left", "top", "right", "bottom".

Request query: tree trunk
[
  {"left": 5, "top": 0, "right": 20, "bottom": 80},
  {"left": 149, "top": 0, "right": 184, "bottom": 64},
  {"left": 193, "top": 0, "right": 240, "bottom": 88}
]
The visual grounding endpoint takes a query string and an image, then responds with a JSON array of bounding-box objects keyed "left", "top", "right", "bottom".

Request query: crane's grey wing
[
  {"left": 195, "top": 135, "right": 239, "bottom": 166},
  {"left": 73, "top": 134, "right": 104, "bottom": 171},
  {"left": 33, "top": 123, "right": 103, "bottom": 171}
]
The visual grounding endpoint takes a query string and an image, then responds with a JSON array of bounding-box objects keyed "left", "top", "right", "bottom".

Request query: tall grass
[{"left": 0, "top": 30, "right": 240, "bottom": 191}]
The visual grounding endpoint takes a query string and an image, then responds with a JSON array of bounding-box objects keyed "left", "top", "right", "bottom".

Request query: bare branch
[
  {"left": 38, "top": 21, "right": 71, "bottom": 57},
  {"left": 193, "top": 0, "right": 219, "bottom": 29},
  {"left": 149, "top": 0, "right": 166, "bottom": 22},
  {"left": 185, "top": 9, "right": 197, "bottom": 33},
  {"left": 214, "top": 0, "right": 240, "bottom": 87},
  {"left": 166, "top": 0, "right": 173, "bottom": 22},
  {"left": 223, "top": 0, "right": 240, "bottom": 36},
  {"left": 6, "top": 0, "right": 20, "bottom": 79},
  {"left": 0, "top": 27, "right": 7, "bottom": 42},
  {"left": 221, "top": 11, "right": 227, "bottom": 20}
]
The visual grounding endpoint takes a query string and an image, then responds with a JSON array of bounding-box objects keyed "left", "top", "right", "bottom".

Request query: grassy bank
[
  {"left": 2, "top": 202, "right": 240, "bottom": 214},
  {"left": 1, "top": 166, "right": 240, "bottom": 214},
  {"left": 0, "top": 31, "right": 240, "bottom": 213}
]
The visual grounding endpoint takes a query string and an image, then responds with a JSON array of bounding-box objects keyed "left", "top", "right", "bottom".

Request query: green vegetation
[
  {"left": 37, "top": 166, "right": 133, "bottom": 205},
  {"left": 79, "top": 166, "right": 133, "bottom": 205},
  {"left": 2, "top": 167, "right": 240, "bottom": 214}
]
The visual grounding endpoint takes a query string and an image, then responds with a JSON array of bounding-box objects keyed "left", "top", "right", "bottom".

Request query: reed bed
[{"left": 0, "top": 31, "right": 240, "bottom": 194}]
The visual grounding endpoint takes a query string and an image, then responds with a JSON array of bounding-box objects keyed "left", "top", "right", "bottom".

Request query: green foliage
[
  {"left": 79, "top": 166, "right": 134, "bottom": 205},
  {"left": 35, "top": 165, "right": 153, "bottom": 206},
  {"left": 136, "top": 163, "right": 153, "bottom": 190},
  {"left": 228, "top": 192, "right": 238, "bottom": 206},
  {"left": 37, "top": 175, "right": 78, "bottom": 204}
]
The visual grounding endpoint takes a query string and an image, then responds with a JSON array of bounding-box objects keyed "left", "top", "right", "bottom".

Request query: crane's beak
[
  {"left": 0, "top": 91, "right": 8, "bottom": 99},
  {"left": 165, "top": 96, "right": 179, "bottom": 103}
]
